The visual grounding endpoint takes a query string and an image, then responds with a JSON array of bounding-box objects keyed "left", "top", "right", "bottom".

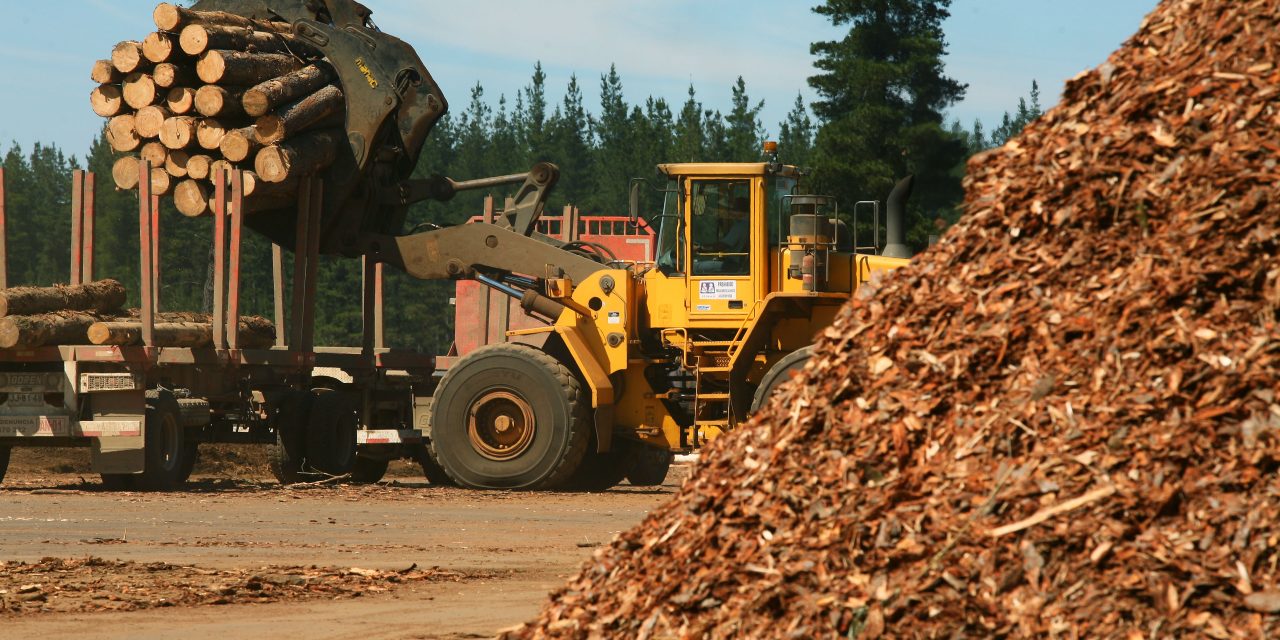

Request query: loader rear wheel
[
  {"left": 0, "top": 445, "right": 10, "bottom": 485},
  {"left": 750, "top": 346, "right": 815, "bottom": 414},
  {"left": 429, "top": 343, "right": 589, "bottom": 490},
  {"left": 625, "top": 445, "right": 673, "bottom": 487}
]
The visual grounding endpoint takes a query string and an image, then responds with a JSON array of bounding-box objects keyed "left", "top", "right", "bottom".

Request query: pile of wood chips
[
  {"left": 507, "top": 0, "right": 1280, "bottom": 637},
  {"left": 91, "top": 3, "right": 343, "bottom": 217}
]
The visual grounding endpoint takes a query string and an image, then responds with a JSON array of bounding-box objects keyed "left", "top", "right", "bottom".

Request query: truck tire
[
  {"left": 567, "top": 445, "right": 634, "bottom": 492},
  {"left": 428, "top": 343, "right": 589, "bottom": 490},
  {"left": 749, "top": 346, "right": 815, "bottom": 414},
  {"left": 413, "top": 446, "right": 454, "bottom": 485},
  {"left": 625, "top": 445, "right": 673, "bottom": 487},
  {"left": 350, "top": 455, "right": 389, "bottom": 484},
  {"left": 304, "top": 388, "right": 357, "bottom": 477},
  {"left": 268, "top": 390, "right": 310, "bottom": 485},
  {"left": 135, "top": 390, "right": 191, "bottom": 491},
  {"left": 0, "top": 446, "right": 10, "bottom": 485}
]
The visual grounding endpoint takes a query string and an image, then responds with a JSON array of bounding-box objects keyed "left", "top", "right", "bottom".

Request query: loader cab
[{"left": 641, "top": 162, "right": 800, "bottom": 328}]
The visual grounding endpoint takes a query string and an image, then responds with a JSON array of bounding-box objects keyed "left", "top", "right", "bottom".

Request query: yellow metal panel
[{"left": 552, "top": 324, "right": 614, "bottom": 407}]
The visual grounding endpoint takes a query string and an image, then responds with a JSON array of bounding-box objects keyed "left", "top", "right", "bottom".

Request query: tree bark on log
[
  {"left": 112, "top": 156, "right": 140, "bottom": 190},
  {"left": 242, "top": 64, "right": 332, "bottom": 117},
  {"left": 160, "top": 116, "right": 198, "bottom": 149},
  {"left": 186, "top": 154, "right": 213, "bottom": 180},
  {"left": 122, "top": 73, "right": 161, "bottom": 109},
  {"left": 91, "top": 59, "right": 122, "bottom": 84},
  {"left": 89, "top": 319, "right": 275, "bottom": 349},
  {"left": 90, "top": 85, "right": 124, "bottom": 117},
  {"left": 179, "top": 24, "right": 319, "bottom": 58},
  {"left": 0, "top": 279, "right": 127, "bottom": 317},
  {"left": 165, "top": 149, "right": 191, "bottom": 178},
  {"left": 195, "top": 85, "right": 245, "bottom": 118},
  {"left": 153, "top": 3, "right": 292, "bottom": 35},
  {"left": 142, "top": 32, "right": 179, "bottom": 63},
  {"left": 254, "top": 129, "right": 341, "bottom": 183},
  {"left": 140, "top": 141, "right": 168, "bottom": 170},
  {"left": 153, "top": 63, "right": 198, "bottom": 89},
  {"left": 174, "top": 179, "right": 211, "bottom": 217},
  {"left": 254, "top": 84, "right": 343, "bottom": 144},
  {"left": 107, "top": 114, "right": 141, "bottom": 152},
  {"left": 111, "top": 41, "right": 147, "bottom": 74},
  {"left": 196, "top": 118, "right": 227, "bottom": 150},
  {"left": 135, "top": 105, "right": 171, "bottom": 139},
  {"left": 197, "top": 50, "right": 302, "bottom": 86},
  {"left": 166, "top": 87, "right": 196, "bottom": 114},
  {"left": 220, "top": 126, "right": 260, "bottom": 162},
  {"left": 0, "top": 312, "right": 101, "bottom": 349}
]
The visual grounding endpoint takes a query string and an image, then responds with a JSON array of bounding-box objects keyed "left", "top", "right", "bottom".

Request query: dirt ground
[{"left": 0, "top": 446, "right": 683, "bottom": 639}]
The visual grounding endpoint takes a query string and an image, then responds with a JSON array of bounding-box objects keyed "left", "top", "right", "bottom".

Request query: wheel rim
[
  {"left": 467, "top": 389, "right": 536, "bottom": 461},
  {"left": 158, "top": 412, "right": 180, "bottom": 472}
]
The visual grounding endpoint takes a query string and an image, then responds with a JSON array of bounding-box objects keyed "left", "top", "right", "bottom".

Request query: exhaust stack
[{"left": 882, "top": 175, "right": 914, "bottom": 259}]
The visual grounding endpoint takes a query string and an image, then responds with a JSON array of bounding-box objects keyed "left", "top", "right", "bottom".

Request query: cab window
[{"left": 690, "top": 180, "right": 751, "bottom": 276}]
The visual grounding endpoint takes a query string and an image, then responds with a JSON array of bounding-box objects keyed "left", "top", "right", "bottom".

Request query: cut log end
[
  {"left": 107, "top": 114, "right": 141, "bottom": 152},
  {"left": 142, "top": 32, "right": 176, "bottom": 64},
  {"left": 91, "top": 59, "right": 122, "bottom": 84},
  {"left": 166, "top": 87, "right": 196, "bottom": 115},
  {"left": 90, "top": 85, "right": 124, "bottom": 118},
  {"left": 174, "top": 179, "right": 212, "bottom": 217},
  {"left": 220, "top": 127, "right": 260, "bottom": 163},
  {"left": 111, "top": 41, "right": 146, "bottom": 74},
  {"left": 159, "top": 116, "right": 198, "bottom": 150},
  {"left": 186, "top": 154, "right": 213, "bottom": 180},
  {"left": 112, "top": 156, "right": 141, "bottom": 191}
]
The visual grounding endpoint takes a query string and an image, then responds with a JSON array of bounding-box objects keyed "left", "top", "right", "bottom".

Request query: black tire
[
  {"left": 100, "top": 474, "right": 135, "bottom": 490},
  {"left": 413, "top": 446, "right": 454, "bottom": 485},
  {"left": 428, "top": 343, "right": 590, "bottom": 490},
  {"left": 567, "top": 444, "right": 634, "bottom": 492},
  {"left": 177, "top": 443, "right": 200, "bottom": 483},
  {"left": 625, "top": 445, "right": 672, "bottom": 487},
  {"left": 304, "top": 388, "right": 358, "bottom": 477},
  {"left": 350, "top": 456, "right": 389, "bottom": 484},
  {"left": 0, "top": 445, "right": 10, "bottom": 485},
  {"left": 750, "top": 346, "right": 815, "bottom": 414},
  {"left": 268, "top": 391, "right": 310, "bottom": 485},
  {"left": 135, "top": 390, "right": 190, "bottom": 491}
]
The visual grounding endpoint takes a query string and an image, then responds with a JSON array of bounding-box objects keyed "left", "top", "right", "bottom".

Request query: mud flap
[
  {"left": 594, "top": 405, "right": 613, "bottom": 453},
  {"left": 90, "top": 431, "right": 145, "bottom": 474}
]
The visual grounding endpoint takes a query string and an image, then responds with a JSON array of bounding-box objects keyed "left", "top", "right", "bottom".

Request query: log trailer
[{"left": 0, "top": 0, "right": 913, "bottom": 490}]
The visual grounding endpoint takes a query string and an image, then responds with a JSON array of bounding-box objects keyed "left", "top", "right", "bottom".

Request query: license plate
[{"left": 6, "top": 392, "right": 44, "bottom": 405}]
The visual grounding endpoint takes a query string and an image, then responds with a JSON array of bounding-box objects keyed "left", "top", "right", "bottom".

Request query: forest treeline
[{"left": 0, "top": 1, "right": 1042, "bottom": 354}]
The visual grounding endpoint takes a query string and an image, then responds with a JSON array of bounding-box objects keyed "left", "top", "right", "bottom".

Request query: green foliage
[
  {"left": 807, "top": 0, "right": 969, "bottom": 250},
  {"left": 957, "top": 80, "right": 1044, "bottom": 153}
]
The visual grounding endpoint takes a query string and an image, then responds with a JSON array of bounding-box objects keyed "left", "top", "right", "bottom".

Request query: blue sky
[{"left": 0, "top": 1, "right": 1157, "bottom": 162}]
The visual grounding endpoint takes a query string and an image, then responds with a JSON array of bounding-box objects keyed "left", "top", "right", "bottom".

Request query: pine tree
[
  {"left": 590, "top": 65, "right": 634, "bottom": 213},
  {"left": 808, "top": 0, "right": 968, "bottom": 248},
  {"left": 673, "top": 85, "right": 705, "bottom": 163},
  {"left": 546, "top": 75, "right": 593, "bottom": 210},
  {"left": 724, "top": 76, "right": 766, "bottom": 162},
  {"left": 523, "top": 62, "right": 549, "bottom": 163},
  {"left": 778, "top": 93, "right": 815, "bottom": 168}
]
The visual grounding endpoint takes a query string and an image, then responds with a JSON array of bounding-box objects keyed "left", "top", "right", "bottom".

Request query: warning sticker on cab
[{"left": 697, "top": 280, "right": 737, "bottom": 300}]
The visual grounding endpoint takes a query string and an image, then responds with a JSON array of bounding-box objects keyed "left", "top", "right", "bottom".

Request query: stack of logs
[
  {"left": 92, "top": 3, "right": 342, "bottom": 217},
  {"left": 0, "top": 279, "right": 274, "bottom": 349}
]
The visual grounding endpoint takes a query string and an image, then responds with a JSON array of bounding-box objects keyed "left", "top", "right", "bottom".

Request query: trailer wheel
[
  {"left": 350, "top": 456, "right": 389, "bottom": 484},
  {"left": 0, "top": 446, "right": 10, "bottom": 485},
  {"left": 268, "top": 391, "right": 310, "bottom": 485},
  {"left": 429, "top": 343, "right": 589, "bottom": 490},
  {"left": 625, "top": 445, "right": 673, "bottom": 487},
  {"left": 304, "top": 388, "right": 357, "bottom": 477},
  {"left": 750, "top": 346, "right": 815, "bottom": 415},
  {"left": 413, "top": 446, "right": 454, "bottom": 485},
  {"left": 135, "top": 390, "right": 190, "bottom": 491}
]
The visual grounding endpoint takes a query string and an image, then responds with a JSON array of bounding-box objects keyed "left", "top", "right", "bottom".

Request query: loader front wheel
[
  {"left": 750, "top": 346, "right": 815, "bottom": 415},
  {"left": 429, "top": 344, "right": 589, "bottom": 490}
]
